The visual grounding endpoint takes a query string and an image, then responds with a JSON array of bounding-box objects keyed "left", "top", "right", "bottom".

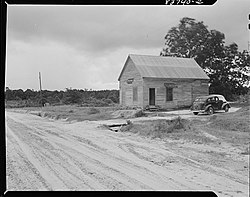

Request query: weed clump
[
  {"left": 134, "top": 110, "right": 146, "bottom": 117},
  {"left": 55, "top": 114, "right": 60, "bottom": 120},
  {"left": 120, "top": 117, "right": 192, "bottom": 139},
  {"left": 88, "top": 107, "right": 100, "bottom": 115},
  {"left": 241, "top": 146, "right": 250, "bottom": 155}
]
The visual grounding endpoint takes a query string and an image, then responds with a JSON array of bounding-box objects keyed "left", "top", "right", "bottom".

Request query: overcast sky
[{"left": 6, "top": 0, "right": 250, "bottom": 91}]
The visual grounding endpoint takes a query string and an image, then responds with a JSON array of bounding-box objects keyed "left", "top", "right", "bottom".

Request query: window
[
  {"left": 208, "top": 97, "right": 216, "bottom": 102},
  {"left": 166, "top": 87, "right": 173, "bottom": 101},
  {"left": 133, "top": 87, "right": 138, "bottom": 102}
]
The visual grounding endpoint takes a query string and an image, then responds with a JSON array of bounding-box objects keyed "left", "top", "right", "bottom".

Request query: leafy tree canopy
[{"left": 161, "top": 17, "right": 250, "bottom": 100}]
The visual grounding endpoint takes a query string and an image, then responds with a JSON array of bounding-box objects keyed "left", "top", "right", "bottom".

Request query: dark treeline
[{"left": 5, "top": 87, "right": 119, "bottom": 107}]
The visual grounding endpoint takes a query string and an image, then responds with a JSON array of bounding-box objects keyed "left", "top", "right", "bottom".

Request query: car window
[{"left": 208, "top": 97, "right": 215, "bottom": 102}]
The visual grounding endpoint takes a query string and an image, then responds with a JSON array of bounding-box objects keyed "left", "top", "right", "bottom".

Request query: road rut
[{"left": 6, "top": 111, "right": 249, "bottom": 196}]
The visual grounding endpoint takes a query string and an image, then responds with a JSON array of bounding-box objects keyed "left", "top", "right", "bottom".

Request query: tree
[
  {"left": 161, "top": 17, "right": 250, "bottom": 100},
  {"left": 13, "top": 89, "right": 25, "bottom": 100},
  {"left": 24, "top": 89, "right": 36, "bottom": 99},
  {"left": 5, "top": 87, "right": 13, "bottom": 100},
  {"left": 161, "top": 17, "right": 211, "bottom": 59},
  {"left": 62, "top": 88, "right": 83, "bottom": 104},
  {"left": 107, "top": 90, "right": 119, "bottom": 103}
]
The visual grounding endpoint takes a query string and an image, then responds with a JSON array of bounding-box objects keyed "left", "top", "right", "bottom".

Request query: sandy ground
[
  {"left": 6, "top": 110, "right": 249, "bottom": 196},
  {"left": 94, "top": 107, "right": 241, "bottom": 125}
]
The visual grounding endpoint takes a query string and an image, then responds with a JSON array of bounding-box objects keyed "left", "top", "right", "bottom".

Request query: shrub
[
  {"left": 103, "top": 98, "right": 113, "bottom": 104},
  {"left": 120, "top": 120, "right": 133, "bottom": 132},
  {"left": 55, "top": 114, "right": 61, "bottom": 120},
  {"left": 126, "top": 120, "right": 132, "bottom": 125},
  {"left": 134, "top": 110, "right": 146, "bottom": 117},
  {"left": 120, "top": 117, "right": 191, "bottom": 138}
]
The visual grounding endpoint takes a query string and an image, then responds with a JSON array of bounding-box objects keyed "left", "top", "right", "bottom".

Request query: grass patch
[
  {"left": 87, "top": 107, "right": 100, "bottom": 115},
  {"left": 120, "top": 117, "right": 216, "bottom": 144},
  {"left": 121, "top": 117, "right": 194, "bottom": 138},
  {"left": 208, "top": 105, "right": 250, "bottom": 133},
  {"left": 19, "top": 105, "right": 116, "bottom": 122},
  {"left": 199, "top": 105, "right": 250, "bottom": 147},
  {"left": 111, "top": 109, "right": 147, "bottom": 119}
]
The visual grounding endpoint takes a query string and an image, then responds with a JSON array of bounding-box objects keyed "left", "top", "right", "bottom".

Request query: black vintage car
[{"left": 190, "top": 94, "right": 231, "bottom": 115}]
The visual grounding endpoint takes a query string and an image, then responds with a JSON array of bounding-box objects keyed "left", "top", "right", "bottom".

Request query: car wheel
[
  {"left": 224, "top": 105, "right": 229, "bottom": 112},
  {"left": 207, "top": 107, "right": 214, "bottom": 115},
  {"left": 193, "top": 112, "right": 199, "bottom": 115}
]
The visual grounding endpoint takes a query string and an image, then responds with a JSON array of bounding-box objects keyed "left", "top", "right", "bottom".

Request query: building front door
[
  {"left": 125, "top": 87, "right": 133, "bottom": 106},
  {"left": 149, "top": 88, "right": 155, "bottom": 105}
]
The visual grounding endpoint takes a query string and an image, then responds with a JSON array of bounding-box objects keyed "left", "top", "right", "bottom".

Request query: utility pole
[
  {"left": 39, "top": 72, "right": 43, "bottom": 106},
  {"left": 248, "top": 14, "right": 250, "bottom": 52}
]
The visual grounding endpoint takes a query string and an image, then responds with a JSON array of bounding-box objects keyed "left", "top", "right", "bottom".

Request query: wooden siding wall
[
  {"left": 119, "top": 58, "right": 143, "bottom": 107},
  {"left": 143, "top": 78, "right": 209, "bottom": 109},
  {"left": 191, "top": 80, "right": 210, "bottom": 101}
]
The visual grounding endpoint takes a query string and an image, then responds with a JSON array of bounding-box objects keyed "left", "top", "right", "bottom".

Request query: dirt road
[{"left": 6, "top": 111, "right": 249, "bottom": 196}]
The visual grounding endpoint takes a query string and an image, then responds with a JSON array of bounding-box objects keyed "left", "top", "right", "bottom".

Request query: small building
[{"left": 118, "top": 54, "right": 210, "bottom": 109}]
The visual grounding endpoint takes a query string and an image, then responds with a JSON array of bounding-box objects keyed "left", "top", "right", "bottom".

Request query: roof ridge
[{"left": 129, "top": 54, "right": 194, "bottom": 60}]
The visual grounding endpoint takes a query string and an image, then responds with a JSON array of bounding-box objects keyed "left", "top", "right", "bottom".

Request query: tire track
[
  {"left": 6, "top": 111, "right": 249, "bottom": 195},
  {"left": 6, "top": 114, "right": 151, "bottom": 190},
  {"left": 6, "top": 124, "right": 67, "bottom": 190},
  {"left": 7, "top": 115, "right": 168, "bottom": 189},
  {"left": 6, "top": 117, "right": 99, "bottom": 190}
]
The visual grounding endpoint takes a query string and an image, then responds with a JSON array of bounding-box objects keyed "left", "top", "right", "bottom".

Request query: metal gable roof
[{"left": 128, "top": 54, "right": 209, "bottom": 79}]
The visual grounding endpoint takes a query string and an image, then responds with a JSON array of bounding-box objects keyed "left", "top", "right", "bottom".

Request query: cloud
[
  {"left": 6, "top": 1, "right": 250, "bottom": 90},
  {"left": 6, "top": 38, "right": 161, "bottom": 90},
  {"left": 7, "top": 6, "right": 167, "bottom": 53},
  {"left": 6, "top": 40, "right": 85, "bottom": 90},
  {"left": 8, "top": 2, "right": 250, "bottom": 54}
]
